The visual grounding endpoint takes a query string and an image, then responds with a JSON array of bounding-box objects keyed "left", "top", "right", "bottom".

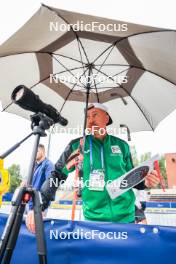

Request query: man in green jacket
[{"left": 26, "top": 103, "right": 159, "bottom": 232}]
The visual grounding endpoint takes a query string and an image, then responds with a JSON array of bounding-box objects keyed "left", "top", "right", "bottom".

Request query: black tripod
[{"left": 0, "top": 113, "right": 54, "bottom": 264}]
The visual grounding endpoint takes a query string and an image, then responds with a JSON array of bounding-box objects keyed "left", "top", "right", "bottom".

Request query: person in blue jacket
[
  {"left": 21, "top": 144, "right": 54, "bottom": 210},
  {"left": 32, "top": 144, "right": 54, "bottom": 191}
]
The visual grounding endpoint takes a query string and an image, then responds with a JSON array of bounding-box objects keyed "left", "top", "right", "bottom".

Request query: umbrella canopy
[{"left": 0, "top": 4, "right": 176, "bottom": 132}]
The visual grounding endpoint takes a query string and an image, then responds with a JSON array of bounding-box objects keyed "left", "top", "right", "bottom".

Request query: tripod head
[{"left": 30, "top": 112, "right": 54, "bottom": 136}]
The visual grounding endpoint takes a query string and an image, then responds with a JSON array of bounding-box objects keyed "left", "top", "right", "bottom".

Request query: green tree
[
  {"left": 140, "top": 152, "right": 151, "bottom": 163},
  {"left": 130, "top": 145, "right": 139, "bottom": 167},
  {"left": 131, "top": 150, "right": 152, "bottom": 167},
  {"left": 158, "top": 155, "right": 168, "bottom": 188},
  {"left": 8, "top": 164, "right": 22, "bottom": 193}
]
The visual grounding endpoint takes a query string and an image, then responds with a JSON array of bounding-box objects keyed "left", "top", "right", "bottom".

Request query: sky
[{"left": 0, "top": 0, "right": 176, "bottom": 177}]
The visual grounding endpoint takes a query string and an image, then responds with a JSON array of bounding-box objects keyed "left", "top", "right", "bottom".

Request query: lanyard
[{"left": 89, "top": 136, "right": 105, "bottom": 172}]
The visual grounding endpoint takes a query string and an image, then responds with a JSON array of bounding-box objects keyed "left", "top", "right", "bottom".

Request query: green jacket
[{"left": 41, "top": 134, "right": 144, "bottom": 223}]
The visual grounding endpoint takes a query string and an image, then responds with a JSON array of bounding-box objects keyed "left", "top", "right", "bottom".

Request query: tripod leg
[
  {"left": 2, "top": 204, "right": 25, "bottom": 264},
  {"left": 0, "top": 187, "right": 25, "bottom": 263},
  {"left": 33, "top": 190, "right": 47, "bottom": 264},
  {"left": 0, "top": 205, "right": 19, "bottom": 262}
]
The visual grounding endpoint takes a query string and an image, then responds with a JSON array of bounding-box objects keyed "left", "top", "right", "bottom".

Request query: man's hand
[
  {"left": 66, "top": 149, "right": 83, "bottom": 170},
  {"left": 25, "top": 210, "right": 45, "bottom": 234},
  {"left": 145, "top": 170, "right": 160, "bottom": 188}
]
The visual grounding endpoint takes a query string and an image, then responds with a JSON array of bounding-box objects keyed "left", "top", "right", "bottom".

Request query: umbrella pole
[
  {"left": 71, "top": 66, "right": 92, "bottom": 221},
  {"left": 83, "top": 66, "right": 92, "bottom": 139},
  {"left": 71, "top": 166, "right": 80, "bottom": 221},
  {"left": 47, "top": 128, "right": 53, "bottom": 159}
]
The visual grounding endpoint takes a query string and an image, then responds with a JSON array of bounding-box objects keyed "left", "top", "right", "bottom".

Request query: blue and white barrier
[{"left": 0, "top": 214, "right": 176, "bottom": 264}]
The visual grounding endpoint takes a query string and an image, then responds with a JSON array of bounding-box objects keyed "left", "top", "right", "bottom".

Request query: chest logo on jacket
[{"left": 111, "top": 146, "right": 122, "bottom": 155}]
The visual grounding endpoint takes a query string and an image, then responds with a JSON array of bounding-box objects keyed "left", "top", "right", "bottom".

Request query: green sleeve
[{"left": 55, "top": 138, "right": 81, "bottom": 176}]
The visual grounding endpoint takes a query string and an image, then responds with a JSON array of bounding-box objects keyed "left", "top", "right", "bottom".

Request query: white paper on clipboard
[{"left": 106, "top": 154, "right": 159, "bottom": 200}]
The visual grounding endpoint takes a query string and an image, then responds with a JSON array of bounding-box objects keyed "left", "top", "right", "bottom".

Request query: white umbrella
[{"left": 0, "top": 4, "right": 176, "bottom": 132}]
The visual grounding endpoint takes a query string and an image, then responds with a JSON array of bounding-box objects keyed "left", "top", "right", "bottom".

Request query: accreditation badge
[{"left": 89, "top": 169, "right": 105, "bottom": 191}]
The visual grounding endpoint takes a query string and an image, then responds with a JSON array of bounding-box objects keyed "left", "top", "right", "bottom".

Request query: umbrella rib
[
  {"left": 2, "top": 75, "right": 53, "bottom": 111},
  {"left": 2, "top": 66, "right": 84, "bottom": 112},
  {"left": 52, "top": 53, "right": 87, "bottom": 64},
  {"left": 52, "top": 66, "right": 87, "bottom": 87},
  {"left": 79, "top": 86, "right": 120, "bottom": 91},
  {"left": 59, "top": 67, "right": 90, "bottom": 113},
  {"left": 94, "top": 67, "right": 130, "bottom": 87},
  {"left": 93, "top": 66, "right": 154, "bottom": 130},
  {"left": 2, "top": 66, "right": 89, "bottom": 113},
  {"left": 52, "top": 66, "right": 87, "bottom": 75},
  {"left": 90, "top": 30, "right": 175, "bottom": 70},
  {"left": 89, "top": 45, "right": 117, "bottom": 90},
  {"left": 94, "top": 63, "right": 129, "bottom": 67},
  {"left": 57, "top": 80, "right": 84, "bottom": 88},
  {"left": 51, "top": 54, "right": 86, "bottom": 88},
  {"left": 0, "top": 51, "right": 86, "bottom": 65},
  {"left": 90, "top": 44, "right": 116, "bottom": 87},
  {"left": 94, "top": 62, "right": 176, "bottom": 87},
  {"left": 92, "top": 43, "right": 115, "bottom": 65},
  {"left": 76, "top": 36, "right": 88, "bottom": 79},
  {"left": 59, "top": 82, "right": 78, "bottom": 113},
  {"left": 76, "top": 36, "right": 90, "bottom": 64},
  {"left": 42, "top": 4, "right": 90, "bottom": 64},
  {"left": 89, "top": 30, "right": 175, "bottom": 65},
  {"left": 112, "top": 67, "right": 130, "bottom": 77}
]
